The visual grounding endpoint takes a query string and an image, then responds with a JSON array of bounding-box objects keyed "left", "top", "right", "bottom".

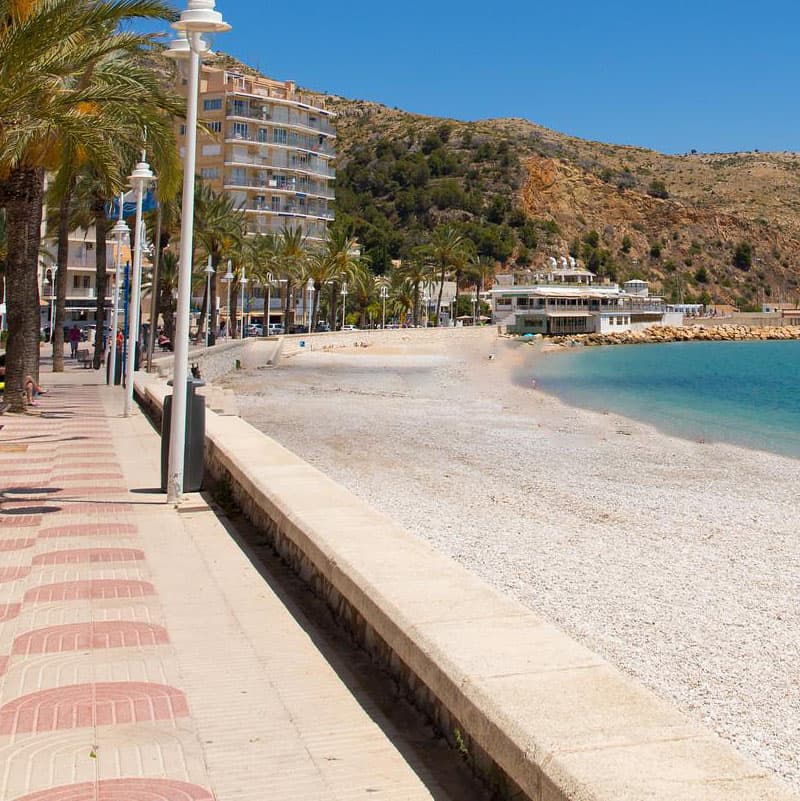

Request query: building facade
[
  {"left": 491, "top": 263, "right": 683, "bottom": 335},
  {"left": 182, "top": 62, "right": 336, "bottom": 243}
]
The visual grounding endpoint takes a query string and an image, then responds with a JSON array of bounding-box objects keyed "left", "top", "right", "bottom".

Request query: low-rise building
[{"left": 491, "top": 260, "right": 683, "bottom": 335}]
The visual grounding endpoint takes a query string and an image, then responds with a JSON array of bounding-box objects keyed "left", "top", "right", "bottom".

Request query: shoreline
[
  {"left": 527, "top": 339, "right": 800, "bottom": 462},
  {"left": 223, "top": 329, "right": 800, "bottom": 790}
]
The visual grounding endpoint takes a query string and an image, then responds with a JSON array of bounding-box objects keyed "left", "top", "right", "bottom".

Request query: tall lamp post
[
  {"left": 306, "top": 277, "right": 314, "bottom": 330},
  {"left": 265, "top": 271, "right": 272, "bottom": 333},
  {"left": 380, "top": 284, "right": 388, "bottom": 329},
  {"left": 221, "top": 259, "right": 234, "bottom": 338},
  {"left": 204, "top": 255, "right": 214, "bottom": 347},
  {"left": 108, "top": 212, "right": 129, "bottom": 385},
  {"left": 123, "top": 152, "right": 154, "bottom": 418},
  {"left": 340, "top": 282, "right": 348, "bottom": 330},
  {"left": 240, "top": 264, "right": 248, "bottom": 337},
  {"left": 45, "top": 266, "right": 58, "bottom": 342},
  {"left": 166, "top": 0, "right": 230, "bottom": 503}
]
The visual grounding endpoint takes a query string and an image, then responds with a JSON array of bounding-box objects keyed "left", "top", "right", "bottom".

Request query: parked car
[
  {"left": 342, "top": 324, "right": 359, "bottom": 331},
  {"left": 267, "top": 323, "right": 284, "bottom": 335},
  {"left": 247, "top": 323, "right": 263, "bottom": 336},
  {"left": 314, "top": 321, "right": 330, "bottom": 333}
]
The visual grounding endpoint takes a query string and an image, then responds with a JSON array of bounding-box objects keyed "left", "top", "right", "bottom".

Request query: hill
[{"left": 328, "top": 96, "right": 800, "bottom": 309}]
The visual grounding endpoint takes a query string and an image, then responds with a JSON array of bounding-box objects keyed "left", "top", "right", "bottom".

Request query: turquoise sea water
[{"left": 531, "top": 340, "right": 800, "bottom": 459}]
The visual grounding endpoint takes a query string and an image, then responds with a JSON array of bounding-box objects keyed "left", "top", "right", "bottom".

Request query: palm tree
[
  {"left": 467, "top": 255, "right": 496, "bottom": 325},
  {"left": 322, "top": 227, "right": 363, "bottom": 329},
  {"left": 396, "top": 257, "right": 434, "bottom": 326},
  {"left": 302, "top": 251, "right": 335, "bottom": 332},
  {"left": 193, "top": 181, "right": 245, "bottom": 339},
  {"left": 158, "top": 249, "right": 179, "bottom": 341},
  {"left": 0, "top": 0, "right": 177, "bottom": 409},
  {"left": 276, "top": 226, "right": 307, "bottom": 332},
  {"left": 426, "top": 225, "right": 472, "bottom": 326}
]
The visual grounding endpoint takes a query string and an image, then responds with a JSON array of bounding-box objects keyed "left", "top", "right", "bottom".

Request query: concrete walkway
[{"left": 0, "top": 361, "right": 461, "bottom": 801}]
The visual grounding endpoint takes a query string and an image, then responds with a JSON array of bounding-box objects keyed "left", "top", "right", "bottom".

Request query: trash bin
[
  {"left": 207, "top": 331, "right": 216, "bottom": 347},
  {"left": 160, "top": 378, "right": 206, "bottom": 492},
  {"left": 106, "top": 348, "right": 123, "bottom": 385}
]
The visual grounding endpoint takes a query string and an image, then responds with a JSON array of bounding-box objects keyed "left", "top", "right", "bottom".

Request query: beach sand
[{"left": 223, "top": 328, "right": 800, "bottom": 788}]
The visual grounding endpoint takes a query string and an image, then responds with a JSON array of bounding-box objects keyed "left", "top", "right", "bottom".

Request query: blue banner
[{"left": 106, "top": 190, "right": 157, "bottom": 220}]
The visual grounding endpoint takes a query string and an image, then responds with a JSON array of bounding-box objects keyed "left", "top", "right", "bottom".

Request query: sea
[{"left": 531, "top": 340, "right": 800, "bottom": 460}]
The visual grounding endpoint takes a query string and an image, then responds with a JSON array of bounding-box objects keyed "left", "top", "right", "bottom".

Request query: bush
[
  {"left": 647, "top": 179, "right": 669, "bottom": 199},
  {"left": 650, "top": 243, "right": 662, "bottom": 259},
  {"left": 621, "top": 235, "right": 632, "bottom": 254},
  {"left": 694, "top": 266, "right": 709, "bottom": 284},
  {"left": 733, "top": 241, "right": 753, "bottom": 270}
]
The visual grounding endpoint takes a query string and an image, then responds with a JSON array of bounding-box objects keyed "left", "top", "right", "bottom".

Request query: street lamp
[
  {"left": 204, "top": 255, "right": 214, "bottom": 347},
  {"left": 265, "top": 271, "right": 272, "bottom": 333},
  {"left": 44, "top": 265, "right": 58, "bottom": 342},
  {"left": 240, "top": 264, "right": 248, "bottom": 338},
  {"left": 451, "top": 293, "right": 457, "bottom": 327},
  {"left": 123, "top": 152, "right": 154, "bottom": 418},
  {"left": 166, "top": 0, "right": 230, "bottom": 503},
  {"left": 221, "top": 259, "right": 234, "bottom": 339},
  {"left": 472, "top": 293, "right": 478, "bottom": 326},
  {"left": 423, "top": 291, "right": 430, "bottom": 328},
  {"left": 340, "top": 282, "right": 348, "bottom": 330},
  {"left": 380, "top": 284, "right": 388, "bottom": 329},
  {"left": 108, "top": 210, "right": 129, "bottom": 386},
  {"left": 306, "top": 277, "right": 314, "bottom": 330}
]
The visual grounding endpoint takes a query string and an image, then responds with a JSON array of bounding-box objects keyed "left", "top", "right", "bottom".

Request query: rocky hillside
[{"left": 328, "top": 96, "right": 800, "bottom": 309}]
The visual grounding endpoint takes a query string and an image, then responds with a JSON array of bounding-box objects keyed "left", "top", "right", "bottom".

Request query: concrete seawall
[{"left": 134, "top": 373, "right": 799, "bottom": 801}]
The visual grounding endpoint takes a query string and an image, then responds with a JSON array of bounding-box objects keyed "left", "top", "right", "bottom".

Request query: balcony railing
[
  {"left": 223, "top": 176, "right": 334, "bottom": 199},
  {"left": 223, "top": 150, "right": 335, "bottom": 178},
  {"left": 226, "top": 104, "right": 335, "bottom": 136},
  {"left": 225, "top": 130, "right": 335, "bottom": 157}
]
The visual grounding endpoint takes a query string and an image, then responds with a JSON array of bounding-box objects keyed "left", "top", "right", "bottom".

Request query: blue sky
[{"left": 181, "top": 0, "right": 798, "bottom": 155}]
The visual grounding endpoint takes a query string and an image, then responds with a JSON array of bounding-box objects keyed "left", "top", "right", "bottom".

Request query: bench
[{"left": 77, "top": 348, "right": 92, "bottom": 368}]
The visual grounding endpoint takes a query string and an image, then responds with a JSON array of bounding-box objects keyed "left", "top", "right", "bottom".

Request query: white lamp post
[
  {"left": 123, "top": 152, "right": 154, "bottom": 417},
  {"left": 45, "top": 265, "right": 58, "bottom": 342},
  {"left": 306, "top": 277, "right": 314, "bottom": 330},
  {"left": 265, "top": 271, "right": 272, "bottom": 333},
  {"left": 340, "top": 282, "right": 348, "bottom": 330},
  {"left": 240, "top": 264, "right": 248, "bottom": 337},
  {"left": 380, "top": 284, "right": 388, "bottom": 329},
  {"left": 221, "top": 259, "right": 234, "bottom": 339},
  {"left": 166, "top": 0, "right": 230, "bottom": 503},
  {"left": 472, "top": 293, "right": 478, "bottom": 326},
  {"left": 108, "top": 211, "right": 129, "bottom": 385},
  {"left": 204, "top": 255, "right": 214, "bottom": 347},
  {"left": 423, "top": 291, "right": 430, "bottom": 328}
]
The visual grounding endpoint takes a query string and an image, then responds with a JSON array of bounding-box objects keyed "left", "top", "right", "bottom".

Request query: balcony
[
  {"left": 223, "top": 150, "right": 336, "bottom": 179},
  {"left": 225, "top": 130, "right": 335, "bottom": 157},
  {"left": 223, "top": 175, "right": 334, "bottom": 199},
  {"left": 226, "top": 103, "right": 335, "bottom": 136},
  {"left": 247, "top": 202, "right": 333, "bottom": 220}
]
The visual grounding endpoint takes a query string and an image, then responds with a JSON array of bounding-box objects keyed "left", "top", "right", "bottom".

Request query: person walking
[{"left": 69, "top": 325, "right": 81, "bottom": 359}]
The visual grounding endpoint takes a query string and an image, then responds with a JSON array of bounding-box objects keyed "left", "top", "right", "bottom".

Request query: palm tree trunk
[
  {"left": 329, "top": 282, "right": 337, "bottom": 330},
  {"left": 413, "top": 281, "right": 420, "bottom": 326},
  {"left": 311, "top": 285, "right": 321, "bottom": 332},
  {"left": 3, "top": 166, "right": 45, "bottom": 411},
  {"left": 283, "top": 279, "right": 293, "bottom": 331},
  {"left": 92, "top": 197, "right": 108, "bottom": 369},
  {"left": 52, "top": 180, "right": 74, "bottom": 372}
]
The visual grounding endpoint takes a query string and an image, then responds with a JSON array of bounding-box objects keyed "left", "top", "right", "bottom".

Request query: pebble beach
[{"left": 223, "top": 328, "right": 800, "bottom": 789}]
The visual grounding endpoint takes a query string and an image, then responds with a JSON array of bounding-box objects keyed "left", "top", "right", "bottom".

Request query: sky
[{"left": 173, "top": 0, "right": 799, "bottom": 155}]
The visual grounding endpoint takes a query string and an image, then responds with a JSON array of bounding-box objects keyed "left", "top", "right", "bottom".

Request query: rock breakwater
[{"left": 552, "top": 324, "right": 800, "bottom": 347}]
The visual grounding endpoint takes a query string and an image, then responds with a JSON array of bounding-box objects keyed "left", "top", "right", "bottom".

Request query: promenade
[{"left": 0, "top": 359, "right": 465, "bottom": 801}]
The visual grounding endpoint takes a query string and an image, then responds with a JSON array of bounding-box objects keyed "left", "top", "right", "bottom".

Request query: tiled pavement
[{"left": 0, "top": 366, "right": 452, "bottom": 801}]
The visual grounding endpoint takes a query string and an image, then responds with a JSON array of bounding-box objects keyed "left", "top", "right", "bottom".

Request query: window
[
  {"left": 201, "top": 144, "right": 221, "bottom": 157},
  {"left": 179, "top": 124, "right": 186, "bottom": 136},
  {"left": 232, "top": 99, "right": 247, "bottom": 116},
  {"left": 230, "top": 167, "right": 246, "bottom": 185},
  {"left": 271, "top": 196, "right": 280, "bottom": 211},
  {"left": 82, "top": 276, "right": 90, "bottom": 289},
  {"left": 272, "top": 128, "right": 287, "bottom": 145},
  {"left": 233, "top": 122, "right": 248, "bottom": 139},
  {"left": 208, "top": 121, "right": 222, "bottom": 133},
  {"left": 203, "top": 98, "right": 222, "bottom": 111},
  {"left": 200, "top": 167, "right": 219, "bottom": 180},
  {"left": 257, "top": 128, "right": 268, "bottom": 143},
  {"left": 73, "top": 275, "right": 80, "bottom": 289}
]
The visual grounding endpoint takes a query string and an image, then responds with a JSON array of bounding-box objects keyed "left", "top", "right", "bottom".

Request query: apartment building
[{"left": 180, "top": 62, "right": 336, "bottom": 242}]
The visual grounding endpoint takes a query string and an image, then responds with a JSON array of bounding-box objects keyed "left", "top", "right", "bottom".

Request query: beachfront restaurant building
[{"left": 491, "top": 269, "right": 683, "bottom": 335}]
